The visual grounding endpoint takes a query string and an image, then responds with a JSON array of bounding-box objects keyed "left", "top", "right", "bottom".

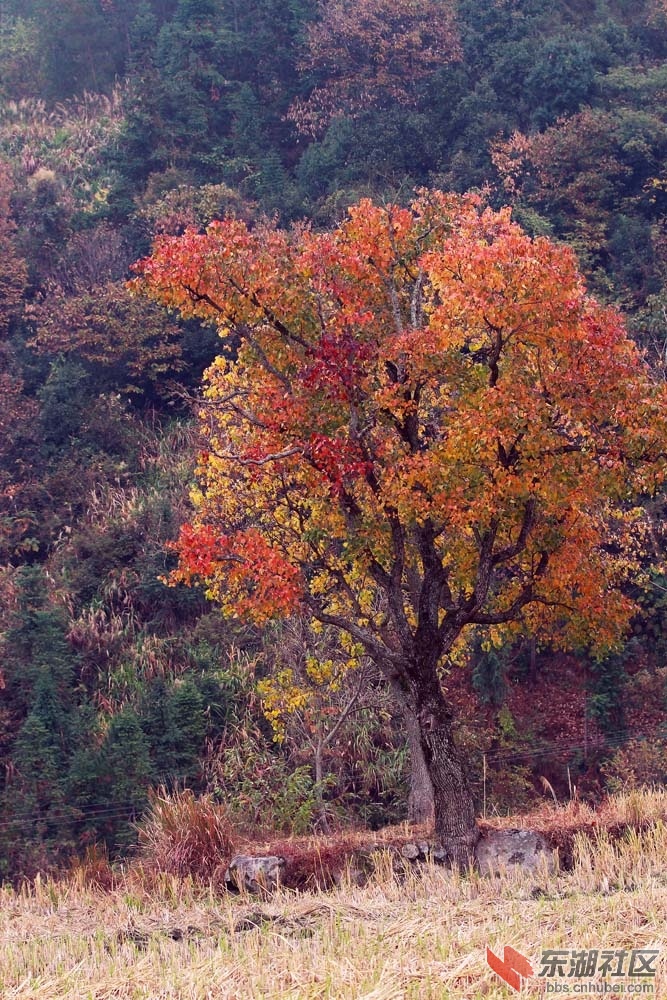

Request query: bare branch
[
  {"left": 410, "top": 268, "right": 424, "bottom": 328},
  {"left": 303, "top": 599, "right": 404, "bottom": 668},
  {"left": 322, "top": 663, "right": 372, "bottom": 747},
  {"left": 213, "top": 446, "right": 302, "bottom": 467}
]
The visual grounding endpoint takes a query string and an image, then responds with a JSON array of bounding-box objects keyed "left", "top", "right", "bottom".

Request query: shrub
[
  {"left": 601, "top": 737, "right": 667, "bottom": 792},
  {"left": 135, "top": 787, "right": 235, "bottom": 880}
]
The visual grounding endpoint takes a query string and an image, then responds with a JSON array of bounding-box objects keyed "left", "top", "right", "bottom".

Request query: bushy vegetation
[{"left": 2, "top": 0, "right": 667, "bottom": 879}]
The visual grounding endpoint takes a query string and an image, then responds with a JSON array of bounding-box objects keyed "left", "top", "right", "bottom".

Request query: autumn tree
[
  {"left": 133, "top": 191, "right": 667, "bottom": 865},
  {"left": 26, "top": 224, "right": 184, "bottom": 397},
  {"left": 491, "top": 93, "right": 667, "bottom": 308},
  {"left": 289, "top": 0, "right": 460, "bottom": 135}
]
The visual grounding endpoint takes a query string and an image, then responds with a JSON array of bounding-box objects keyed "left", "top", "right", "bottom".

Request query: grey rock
[
  {"left": 400, "top": 840, "right": 448, "bottom": 863},
  {"left": 224, "top": 854, "right": 286, "bottom": 892},
  {"left": 475, "top": 828, "right": 556, "bottom": 876}
]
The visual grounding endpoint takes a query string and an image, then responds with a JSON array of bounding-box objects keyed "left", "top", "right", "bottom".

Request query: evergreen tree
[
  {"left": 3, "top": 567, "right": 75, "bottom": 716},
  {"left": 97, "top": 708, "right": 153, "bottom": 850},
  {"left": 141, "top": 677, "right": 206, "bottom": 786}
]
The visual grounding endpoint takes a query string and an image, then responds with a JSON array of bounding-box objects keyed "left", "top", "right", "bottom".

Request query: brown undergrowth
[
  {"left": 76, "top": 785, "right": 667, "bottom": 893},
  {"left": 244, "top": 787, "right": 667, "bottom": 887}
]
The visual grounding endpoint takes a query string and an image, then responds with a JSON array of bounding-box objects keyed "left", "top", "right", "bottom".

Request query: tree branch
[
  {"left": 491, "top": 498, "right": 536, "bottom": 565},
  {"left": 303, "top": 600, "right": 404, "bottom": 668}
]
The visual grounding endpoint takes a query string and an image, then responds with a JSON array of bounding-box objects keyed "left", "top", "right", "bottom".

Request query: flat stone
[
  {"left": 475, "top": 828, "right": 556, "bottom": 876},
  {"left": 400, "top": 840, "right": 449, "bottom": 863}
]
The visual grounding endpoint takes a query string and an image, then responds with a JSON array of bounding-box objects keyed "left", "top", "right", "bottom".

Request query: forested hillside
[{"left": 2, "top": 0, "right": 667, "bottom": 879}]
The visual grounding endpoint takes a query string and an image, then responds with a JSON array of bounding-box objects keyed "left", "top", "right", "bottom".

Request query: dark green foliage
[
  {"left": 3, "top": 714, "right": 74, "bottom": 875},
  {"left": 525, "top": 37, "right": 596, "bottom": 126},
  {"left": 63, "top": 707, "right": 155, "bottom": 855},
  {"left": 472, "top": 645, "right": 508, "bottom": 708},
  {"left": 3, "top": 567, "right": 75, "bottom": 715},
  {"left": 0, "top": 568, "right": 101, "bottom": 875},
  {"left": 631, "top": 572, "right": 667, "bottom": 661},
  {"left": 586, "top": 652, "right": 628, "bottom": 737},
  {"left": 37, "top": 359, "right": 90, "bottom": 452},
  {"left": 0, "top": 0, "right": 177, "bottom": 100},
  {"left": 141, "top": 678, "right": 206, "bottom": 786}
]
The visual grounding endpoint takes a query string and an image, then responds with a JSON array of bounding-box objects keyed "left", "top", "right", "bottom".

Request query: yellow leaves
[
  {"left": 135, "top": 190, "right": 667, "bottom": 666},
  {"left": 305, "top": 656, "right": 339, "bottom": 687},
  {"left": 257, "top": 632, "right": 360, "bottom": 743},
  {"left": 257, "top": 668, "right": 310, "bottom": 742},
  {"left": 481, "top": 627, "right": 507, "bottom": 653}
]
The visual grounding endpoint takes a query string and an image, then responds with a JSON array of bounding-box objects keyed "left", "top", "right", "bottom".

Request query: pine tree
[{"left": 98, "top": 708, "right": 154, "bottom": 851}]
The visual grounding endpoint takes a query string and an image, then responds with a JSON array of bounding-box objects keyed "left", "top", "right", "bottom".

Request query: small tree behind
[{"left": 134, "top": 191, "right": 667, "bottom": 865}]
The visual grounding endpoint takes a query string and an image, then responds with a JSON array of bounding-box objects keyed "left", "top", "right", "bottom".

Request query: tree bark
[
  {"left": 387, "top": 674, "right": 435, "bottom": 824},
  {"left": 413, "top": 673, "right": 479, "bottom": 868},
  {"left": 404, "top": 702, "right": 435, "bottom": 824}
]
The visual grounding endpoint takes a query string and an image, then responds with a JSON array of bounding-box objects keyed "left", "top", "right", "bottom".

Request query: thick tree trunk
[
  {"left": 404, "top": 703, "right": 435, "bottom": 824},
  {"left": 388, "top": 675, "right": 435, "bottom": 824},
  {"left": 414, "top": 674, "right": 479, "bottom": 868}
]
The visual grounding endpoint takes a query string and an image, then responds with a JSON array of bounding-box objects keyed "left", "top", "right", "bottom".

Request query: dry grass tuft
[
  {"left": 66, "top": 843, "right": 116, "bottom": 892},
  {"left": 135, "top": 788, "right": 236, "bottom": 882}
]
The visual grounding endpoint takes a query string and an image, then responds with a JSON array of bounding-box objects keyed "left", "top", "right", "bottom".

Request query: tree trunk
[
  {"left": 387, "top": 674, "right": 435, "bottom": 824},
  {"left": 414, "top": 674, "right": 479, "bottom": 869},
  {"left": 404, "top": 703, "right": 435, "bottom": 824}
]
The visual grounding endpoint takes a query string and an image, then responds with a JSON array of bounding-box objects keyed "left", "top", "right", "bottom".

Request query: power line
[
  {"left": 0, "top": 772, "right": 196, "bottom": 833},
  {"left": 0, "top": 731, "right": 661, "bottom": 843},
  {"left": 0, "top": 804, "right": 142, "bottom": 833},
  {"left": 481, "top": 729, "right": 638, "bottom": 766}
]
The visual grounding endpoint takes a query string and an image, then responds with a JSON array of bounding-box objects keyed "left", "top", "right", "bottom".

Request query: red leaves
[
  {"left": 302, "top": 331, "right": 375, "bottom": 401},
  {"left": 136, "top": 190, "right": 667, "bottom": 654},
  {"left": 173, "top": 523, "right": 221, "bottom": 580},
  {"left": 223, "top": 530, "right": 303, "bottom": 621},
  {"left": 308, "top": 434, "right": 371, "bottom": 493},
  {"left": 174, "top": 523, "right": 303, "bottom": 624}
]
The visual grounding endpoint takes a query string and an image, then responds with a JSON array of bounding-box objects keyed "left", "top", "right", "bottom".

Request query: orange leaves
[
  {"left": 171, "top": 523, "right": 222, "bottom": 581},
  {"left": 214, "top": 529, "right": 303, "bottom": 624},
  {"left": 135, "top": 190, "right": 667, "bottom": 657},
  {"left": 173, "top": 524, "right": 303, "bottom": 624}
]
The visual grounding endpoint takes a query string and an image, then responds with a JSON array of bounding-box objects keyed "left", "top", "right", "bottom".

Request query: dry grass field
[{"left": 1, "top": 791, "right": 666, "bottom": 999}]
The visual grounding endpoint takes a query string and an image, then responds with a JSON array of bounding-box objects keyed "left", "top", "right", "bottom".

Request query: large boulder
[
  {"left": 475, "top": 828, "right": 556, "bottom": 876},
  {"left": 224, "top": 854, "right": 286, "bottom": 892}
]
